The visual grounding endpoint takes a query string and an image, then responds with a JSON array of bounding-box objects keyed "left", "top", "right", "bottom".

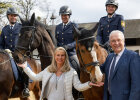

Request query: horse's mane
[
  {"left": 77, "top": 27, "right": 96, "bottom": 50},
  {"left": 78, "top": 27, "right": 94, "bottom": 39}
]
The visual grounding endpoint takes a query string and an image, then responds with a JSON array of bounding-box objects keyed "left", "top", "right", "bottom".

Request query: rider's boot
[{"left": 22, "top": 73, "right": 30, "bottom": 98}]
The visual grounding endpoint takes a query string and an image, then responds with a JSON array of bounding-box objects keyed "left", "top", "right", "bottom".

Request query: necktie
[
  {"left": 63, "top": 24, "right": 66, "bottom": 30},
  {"left": 108, "top": 17, "right": 112, "bottom": 22},
  {"left": 108, "top": 54, "right": 117, "bottom": 94},
  {"left": 10, "top": 26, "right": 13, "bottom": 29},
  {"left": 10, "top": 26, "right": 13, "bottom": 32}
]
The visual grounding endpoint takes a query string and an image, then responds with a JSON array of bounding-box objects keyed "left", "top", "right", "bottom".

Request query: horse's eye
[
  {"left": 81, "top": 49, "right": 85, "bottom": 53},
  {"left": 26, "top": 51, "right": 30, "bottom": 56}
]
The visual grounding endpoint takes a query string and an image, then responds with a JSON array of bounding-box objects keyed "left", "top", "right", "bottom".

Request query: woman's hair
[{"left": 48, "top": 47, "right": 70, "bottom": 73}]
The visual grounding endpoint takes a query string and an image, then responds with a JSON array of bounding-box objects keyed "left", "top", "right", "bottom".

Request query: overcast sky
[{"left": 36, "top": 0, "right": 140, "bottom": 24}]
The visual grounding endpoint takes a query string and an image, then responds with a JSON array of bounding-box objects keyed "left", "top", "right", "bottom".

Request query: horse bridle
[
  {"left": 15, "top": 25, "right": 53, "bottom": 59},
  {"left": 76, "top": 36, "right": 99, "bottom": 73},
  {"left": 15, "top": 26, "right": 36, "bottom": 58}
]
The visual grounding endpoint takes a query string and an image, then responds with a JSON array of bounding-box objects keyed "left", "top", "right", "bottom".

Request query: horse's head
[
  {"left": 73, "top": 23, "right": 103, "bottom": 83},
  {"left": 13, "top": 13, "right": 42, "bottom": 63}
]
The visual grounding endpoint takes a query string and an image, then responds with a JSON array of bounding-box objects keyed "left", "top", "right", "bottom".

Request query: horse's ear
[
  {"left": 30, "top": 13, "right": 35, "bottom": 26},
  {"left": 73, "top": 24, "right": 81, "bottom": 39},
  {"left": 91, "top": 22, "right": 99, "bottom": 35},
  {"left": 19, "top": 15, "right": 24, "bottom": 24}
]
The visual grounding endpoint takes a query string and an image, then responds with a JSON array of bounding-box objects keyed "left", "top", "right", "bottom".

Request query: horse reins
[
  {"left": 76, "top": 36, "right": 99, "bottom": 73},
  {"left": 0, "top": 59, "right": 10, "bottom": 65},
  {"left": 0, "top": 51, "right": 11, "bottom": 65}
]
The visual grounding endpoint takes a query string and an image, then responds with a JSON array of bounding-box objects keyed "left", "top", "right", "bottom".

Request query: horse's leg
[
  {"left": 0, "top": 93, "right": 8, "bottom": 100},
  {"left": 32, "top": 82, "right": 41, "bottom": 100}
]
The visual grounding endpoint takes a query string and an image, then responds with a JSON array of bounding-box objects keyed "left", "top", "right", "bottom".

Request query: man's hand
[{"left": 89, "top": 81, "right": 104, "bottom": 87}]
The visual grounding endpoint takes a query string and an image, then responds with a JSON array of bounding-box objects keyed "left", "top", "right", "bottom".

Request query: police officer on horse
[
  {"left": 96, "top": 0, "right": 125, "bottom": 52},
  {"left": 55, "top": 5, "right": 80, "bottom": 75},
  {"left": 0, "top": 7, "right": 30, "bottom": 97}
]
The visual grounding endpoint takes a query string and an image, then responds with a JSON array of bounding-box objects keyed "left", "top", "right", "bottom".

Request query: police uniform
[
  {"left": 97, "top": 13, "right": 125, "bottom": 45},
  {"left": 55, "top": 21, "right": 80, "bottom": 75},
  {"left": 0, "top": 22, "right": 22, "bottom": 52},
  {"left": 55, "top": 21, "right": 78, "bottom": 56}
]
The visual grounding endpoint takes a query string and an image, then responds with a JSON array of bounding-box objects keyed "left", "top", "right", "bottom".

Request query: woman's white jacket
[{"left": 23, "top": 66, "right": 91, "bottom": 100}]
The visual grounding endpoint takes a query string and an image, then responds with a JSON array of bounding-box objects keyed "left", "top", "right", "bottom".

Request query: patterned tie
[{"left": 108, "top": 54, "right": 117, "bottom": 94}]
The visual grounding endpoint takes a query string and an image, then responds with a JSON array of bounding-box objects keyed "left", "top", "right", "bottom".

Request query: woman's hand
[
  {"left": 89, "top": 81, "right": 104, "bottom": 87},
  {"left": 17, "top": 61, "right": 27, "bottom": 69}
]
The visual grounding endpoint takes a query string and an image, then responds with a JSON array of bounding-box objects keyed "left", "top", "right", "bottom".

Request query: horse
[
  {"left": 0, "top": 49, "right": 41, "bottom": 100},
  {"left": 13, "top": 13, "right": 55, "bottom": 70},
  {"left": 73, "top": 23, "right": 108, "bottom": 100}
]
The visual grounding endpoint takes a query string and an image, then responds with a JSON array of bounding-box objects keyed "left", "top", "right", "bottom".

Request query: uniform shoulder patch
[{"left": 121, "top": 20, "right": 125, "bottom": 27}]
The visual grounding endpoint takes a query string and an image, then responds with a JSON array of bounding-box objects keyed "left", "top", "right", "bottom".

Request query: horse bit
[{"left": 15, "top": 26, "right": 36, "bottom": 58}]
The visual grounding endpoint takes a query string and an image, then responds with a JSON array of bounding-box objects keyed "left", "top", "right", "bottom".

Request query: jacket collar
[
  {"left": 105, "top": 13, "right": 117, "bottom": 22},
  {"left": 110, "top": 48, "right": 127, "bottom": 80}
]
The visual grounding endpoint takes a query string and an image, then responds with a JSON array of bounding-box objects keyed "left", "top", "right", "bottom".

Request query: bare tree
[
  {"left": 36, "top": 0, "right": 58, "bottom": 25},
  {"left": 16, "top": 0, "right": 36, "bottom": 20}
]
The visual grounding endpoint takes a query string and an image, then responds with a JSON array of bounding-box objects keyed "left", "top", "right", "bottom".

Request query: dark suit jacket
[{"left": 101, "top": 48, "right": 140, "bottom": 100}]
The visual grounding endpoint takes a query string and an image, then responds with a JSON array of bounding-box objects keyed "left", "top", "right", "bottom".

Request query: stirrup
[{"left": 22, "top": 88, "right": 30, "bottom": 98}]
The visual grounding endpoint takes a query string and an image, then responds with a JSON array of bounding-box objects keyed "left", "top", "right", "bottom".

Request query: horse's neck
[
  {"left": 96, "top": 46, "right": 108, "bottom": 65},
  {"left": 37, "top": 35, "right": 54, "bottom": 70}
]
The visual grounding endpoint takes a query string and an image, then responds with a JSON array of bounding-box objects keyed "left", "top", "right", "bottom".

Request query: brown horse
[
  {"left": 73, "top": 23, "right": 108, "bottom": 100},
  {"left": 0, "top": 50, "right": 41, "bottom": 100},
  {"left": 13, "top": 13, "right": 55, "bottom": 100},
  {"left": 13, "top": 13, "right": 55, "bottom": 70}
]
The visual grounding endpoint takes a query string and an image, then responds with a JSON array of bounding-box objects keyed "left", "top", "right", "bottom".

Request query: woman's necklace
[{"left": 55, "top": 71, "right": 62, "bottom": 89}]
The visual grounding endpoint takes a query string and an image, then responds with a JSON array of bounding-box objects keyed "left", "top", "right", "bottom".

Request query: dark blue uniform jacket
[
  {"left": 0, "top": 22, "right": 22, "bottom": 52},
  {"left": 97, "top": 13, "right": 125, "bottom": 45},
  {"left": 55, "top": 21, "right": 78, "bottom": 56}
]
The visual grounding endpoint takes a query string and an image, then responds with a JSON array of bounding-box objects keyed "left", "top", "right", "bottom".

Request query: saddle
[{"left": 5, "top": 49, "right": 32, "bottom": 82}]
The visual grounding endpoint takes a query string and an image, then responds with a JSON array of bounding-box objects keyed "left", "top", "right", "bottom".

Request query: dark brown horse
[
  {"left": 0, "top": 50, "right": 41, "bottom": 100},
  {"left": 73, "top": 23, "right": 108, "bottom": 100},
  {"left": 13, "top": 13, "right": 55, "bottom": 70}
]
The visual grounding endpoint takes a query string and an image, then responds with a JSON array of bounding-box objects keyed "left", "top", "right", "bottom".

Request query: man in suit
[
  {"left": 96, "top": 0, "right": 125, "bottom": 52},
  {"left": 100, "top": 30, "right": 140, "bottom": 100}
]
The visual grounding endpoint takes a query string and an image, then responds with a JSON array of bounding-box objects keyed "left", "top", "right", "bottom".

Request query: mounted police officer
[
  {"left": 0, "top": 7, "right": 30, "bottom": 97},
  {"left": 55, "top": 5, "right": 80, "bottom": 75},
  {"left": 96, "top": 0, "right": 125, "bottom": 52}
]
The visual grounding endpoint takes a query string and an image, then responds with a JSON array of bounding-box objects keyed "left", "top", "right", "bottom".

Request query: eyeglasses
[{"left": 110, "top": 39, "right": 123, "bottom": 43}]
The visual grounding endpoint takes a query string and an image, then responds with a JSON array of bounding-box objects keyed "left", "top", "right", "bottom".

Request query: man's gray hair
[{"left": 109, "top": 30, "right": 125, "bottom": 41}]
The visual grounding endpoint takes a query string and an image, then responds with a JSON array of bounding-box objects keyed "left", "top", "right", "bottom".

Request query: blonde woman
[{"left": 18, "top": 47, "right": 103, "bottom": 100}]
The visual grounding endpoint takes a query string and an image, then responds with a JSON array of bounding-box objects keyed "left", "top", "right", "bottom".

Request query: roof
[
  {"left": 78, "top": 19, "right": 140, "bottom": 39},
  {"left": 49, "top": 19, "right": 140, "bottom": 39}
]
